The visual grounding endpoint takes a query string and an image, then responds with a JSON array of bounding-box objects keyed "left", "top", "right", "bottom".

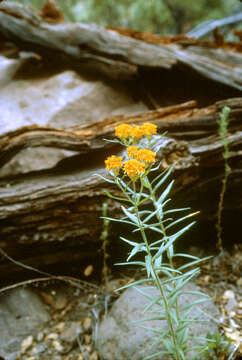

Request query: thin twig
[{"left": 0, "top": 247, "right": 103, "bottom": 294}]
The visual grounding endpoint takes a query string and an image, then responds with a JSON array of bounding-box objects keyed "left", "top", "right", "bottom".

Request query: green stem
[
  {"left": 216, "top": 162, "right": 231, "bottom": 251},
  {"left": 147, "top": 177, "right": 181, "bottom": 323},
  {"left": 133, "top": 182, "right": 181, "bottom": 360}
]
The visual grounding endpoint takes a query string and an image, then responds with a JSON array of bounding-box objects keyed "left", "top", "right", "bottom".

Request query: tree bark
[
  {"left": 0, "top": 2, "right": 241, "bottom": 89},
  {"left": 0, "top": 2, "right": 241, "bottom": 281}
]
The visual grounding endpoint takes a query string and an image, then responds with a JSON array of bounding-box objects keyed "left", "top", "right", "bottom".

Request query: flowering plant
[{"left": 100, "top": 123, "right": 210, "bottom": 360}]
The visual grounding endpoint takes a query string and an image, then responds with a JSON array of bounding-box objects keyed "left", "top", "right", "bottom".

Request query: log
[
  {"left": 0, "top": 2, "right": 241, "bottom": 281},
  {"left": 0, "top": 2, "right": 241, "bottom": 89},
  {"left": 0, "top": 98, "right": 241, "bottom": 254}
]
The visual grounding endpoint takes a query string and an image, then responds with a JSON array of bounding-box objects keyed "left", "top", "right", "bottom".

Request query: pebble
[
  {"left": 52, "top": 340, "right": 63, "bottom": 352},
  {"left": 36, "top": 332, "right": 44, "bottom": 342},
  {"left": 21, "top": 335, "right": 33, "bottom": 352},
  {"left": 90, "top": 351, "right": 99, "bottom": 360},
  {"left": 82, "top": 317, "right": 92, "bottom": 331},
  {"left": 45, "top": 332, "right": 58, "bottom": 341},
  {"left": 60, "top": 321, "right": 82, "bottom": 343},
  {"left": 32, "top": 342, "right": 48, "bottom": 355}
]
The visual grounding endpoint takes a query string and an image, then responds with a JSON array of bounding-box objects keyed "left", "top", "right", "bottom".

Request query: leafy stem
[{"left": 132, "top": 181, "right": 182, "bottom": 360}]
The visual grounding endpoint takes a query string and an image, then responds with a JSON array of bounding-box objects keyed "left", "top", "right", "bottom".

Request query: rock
[
  {"left": 60, "top": 321, "right": 83, "bottom": 343},
  {"left": 0, "top": 70, "right": 147, "bottom": 177},
  {"left": 0, "top": 287, "right": 50, "bottom": 360},
  {"left": 97, "top": 283, "right": 219, "bottom": 360},
  {"left": 31, "top": 342, "right": 48, "bottom": 356},
  {"left": 0, "top": 55, "right": 25, "bottom": 88},
  {"left": 21, "top": 335, "right": 33, "bottom": 352}
]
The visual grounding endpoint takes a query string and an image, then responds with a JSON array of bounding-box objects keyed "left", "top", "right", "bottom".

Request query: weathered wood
[
  {"left": 0, "top": 2, "right": 241, "bottom": 280},
  {"left": 0, "top": 98, "right": 241, "bottom": 251},
  {"left": 0, "top": 2, "right": 241, "bottom": 88}
]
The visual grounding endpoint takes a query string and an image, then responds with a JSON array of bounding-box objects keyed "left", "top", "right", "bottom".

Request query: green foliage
[
  {"left": 9, "top": 0, "right": 238, "bottom": 34},
  {"left": 101, "top": 124, "right": 212, "bottom": 360},
  {"left": 202, "top": 332, "right": 231, "bottom": 359},
  {"left": 216, "top": 106, "right": 231, "bottom": 251}
]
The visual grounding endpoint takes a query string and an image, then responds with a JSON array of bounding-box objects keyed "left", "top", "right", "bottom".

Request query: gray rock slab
[
  {"left": 97, "top": 283, "right": 219, "bottom": 360},
  {"left": 0, "top": 287, "right": 50, "bottom": 360},
  {"left": 0, "top": 69, "right": 148, "bottom": 176}
]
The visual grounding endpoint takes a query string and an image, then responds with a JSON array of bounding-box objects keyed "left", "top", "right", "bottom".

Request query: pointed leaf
[
  {"left": 121, "top": 206, "right": 139, "bottom": 225},
  {"left": 157, "top": 180, "right": 174, "bottom": 205},
  {"left": 153, "top": 164, "right": 175, "bottom": 192}
]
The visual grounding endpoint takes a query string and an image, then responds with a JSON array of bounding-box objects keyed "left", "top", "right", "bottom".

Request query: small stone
[
  {"left": 32, "top": 343, "right": 48, "bottom": 355},
  {"left": 82, "top": 317, "right": 92, "bottom": 331},
  {"left": 55, "top": 322, "right": 65, "bottom": 332},
  {"left": 52, "top": 340, "right": 63, "bottom": 352},
  {"left": 55, "top": 296, "right": 68, "bottom": 310},
  {"left": 90, "top": 351, "right": 98, "bottom": 360},
  {"left": 36, "top": 332, "right": 44, "bottom": 342},
  {"left": 84, "top": 265, "right": 94, "bottom": 277},
  {"left": 225, "top": 297, "right": 238, "bottom": 312},
  {"left": 60, "top": 321, "right": 82, "bottom": 343},
  {"left": 223, "top": 290, "right": 235, "bottom": 300},
  {"left": 45, "top": 333, "right": 58, "bottom": 341},
  {"left": 21, "top": 335, "right": 33, "bottom": 352}
]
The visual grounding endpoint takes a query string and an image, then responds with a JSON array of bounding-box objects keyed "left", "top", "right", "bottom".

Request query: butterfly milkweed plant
[{"left": 99, "top": 123, "right": 211, "bottom": 360}]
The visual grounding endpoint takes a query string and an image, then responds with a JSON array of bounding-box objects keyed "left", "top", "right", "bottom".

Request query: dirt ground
[{"left": 5, "top": 245, "right": 242, "bottom": 360}]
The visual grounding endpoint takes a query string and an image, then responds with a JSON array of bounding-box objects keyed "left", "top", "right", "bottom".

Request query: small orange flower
[
  {"left": 141, "top": 122, "right": 157, "bottom": 136},
  {"left": 115, "top": 124, "right": 132, "bottom": 139},
  {"left": 130, "top": 125, "right": 144, "bottom": 139},
  {"left": 127, "top": 145, "right": 139, "bottom": 158},
  {"left": 136, "top": 149, "right": 156, "bottom": 163},
  {"left": 105, "top": 155, "right": 123, "bottom": 171},
  {"left": 123, "top": 159, "right": 145, "bottom": 180}
]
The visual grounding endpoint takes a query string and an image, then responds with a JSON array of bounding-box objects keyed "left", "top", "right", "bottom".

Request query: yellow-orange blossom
[
  {"left": 115, "top": 122, "right": 157, "bottom": 140},
  {"left": 123, "top": 159, "right": 145, "bottom": 179},
  {"left": 106, "top": 122, "right": 157, "bottom": 179},
  {"left": 105, "top": 155, "right": 123, "bottom": 171}
]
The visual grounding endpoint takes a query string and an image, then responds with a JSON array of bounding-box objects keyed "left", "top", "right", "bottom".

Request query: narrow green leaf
[
  {"left": 104, "top": 191, "right": 131, "bottom": 202},
  {"left": 143, "top": 294, "right": 162, "bottom": 313},
  {"left": 115, "top": 261, "right": 146, "bottom": 267},
  {"left": 174, "top": 253, "right": 199, "bottom": 260},
  {"left": 127, "top": 243, "right": 147, "bottom": 261},
  {"left": 102, "top": 216, "right": 134, "bottom": 226},
  {"left": 114, "top": 278, "right": 150, "bottom": 292},
  {"left": 178, "top": 256, "right": 212, "bottom": 271},
  {"left": 180, "top": 298, "right": 210, "bottom": 312},
  {"left": 132, "top": 285, "right": 160, "bottom": 302},
  {"left": 156, "top": 180, "right": 174, "bottom": 205},
  {"left": 121, "top": 205, "right": 138, "bottom": 225},
  {"left": 119, "top": 236, "right": 140, "bottom": 247},
  {"left": 160, "top": 221, "right": 196, "bottom": 254},
  {"left": 95, "top": 173, "right": 115, "bottom": 184},
  {"left": 164, "top": 207, "right": 190, "bottom": 214},
  {"left": 132, "top": 315, "right": 167, "bottom": 324},
  {"left": 145, "top": 255, "right": 154, "bottom": 278},
  {"left": 153, "top": 164, "right": 175, "bottom": 192},
  {"left": 165, "top": 211, "right": 199, "bottom": 231}
]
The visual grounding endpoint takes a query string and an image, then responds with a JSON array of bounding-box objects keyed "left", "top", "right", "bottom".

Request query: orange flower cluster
[
  {"left": 136, "top": 149, "right": 156, "bottom": 163},
  {"left": 127, "top": 145, "right": 139, "bottom": 158},
  {"left": 115, "top": 124, "right": 132, "bottom": 139},
  {"left": 105, "top": 122, "right": 157, "bottom": 180},
  {"left": 105, "top": 155, "right": 123, "bottom": 171},
  {"left": 127, "top": 146, "right": 156, "bottom": 164},
  {"left": 123, "top": 159, "right": 145, "bottom": 179},
  {"left": 115, "top": 122, "right": 157, "bottom": 140},
  {"left": 141, "top": 122, "right": 157, "bottom": 136}
]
